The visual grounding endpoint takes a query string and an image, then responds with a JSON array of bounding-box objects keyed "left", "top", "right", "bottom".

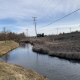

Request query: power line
[
  {"left": 39, "top": 8, "right": 80, "bottom": 28},
  {"left": 30, "top": 0, "right": 63, "bottom": 33},
  {"left": 38, "top": 0, "right": 63, "bottom": 22},
  {"left": 34, "top": 0, "right": 47, "bottom": 16},
  {"left": 37, "top": 0, "right": 54, "bottom": 16},
  {"left": 29, "top": 23, "right": 79, "bottom": 36},
  {"left": 35, "top": 0, "right": 48, "bottom": 17},
  {"left": 37, "top": 0, "right": 55, "bottom": 17}
]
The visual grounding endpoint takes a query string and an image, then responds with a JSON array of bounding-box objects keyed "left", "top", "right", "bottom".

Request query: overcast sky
[{"left": 0, "top": 0, "right": 80, "bottom": 36}]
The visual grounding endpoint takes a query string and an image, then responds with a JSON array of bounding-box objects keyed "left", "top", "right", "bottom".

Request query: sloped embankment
[
  {"left": 0, "top": 61, "right": 47, "bottom": 80},
  {"left": 0, "top": 41, "right": 19, "bottom": 57},
  {"left": 32, "top": 40, "right": 80, "bottom": 60}
]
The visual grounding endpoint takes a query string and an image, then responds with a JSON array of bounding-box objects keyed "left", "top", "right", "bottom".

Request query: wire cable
[
  {"left": 37, "top": 0, "right": 55, "bottom": 17},
  {"left": 38, "top": 0, "right": 63, "bottom": 22},
  {"left": 39, "top": 8, "right": 80, "bottom": 28},
  {"left": 34, "top": 0, "right": 48, "bottom": 17}
]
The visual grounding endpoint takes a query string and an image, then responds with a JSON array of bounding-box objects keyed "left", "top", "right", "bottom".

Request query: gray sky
[{"left": 0, "top": 0, "right": 80, "bottom": 36}]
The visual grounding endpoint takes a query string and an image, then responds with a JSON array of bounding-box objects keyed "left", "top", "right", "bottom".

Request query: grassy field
[{"left": 0, "top": 41, "right": 19, "bottom": 57}]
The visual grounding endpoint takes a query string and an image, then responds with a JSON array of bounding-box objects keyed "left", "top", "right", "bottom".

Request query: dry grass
[
  {"left": 0, "top": 61, "right": 48, "bottom": 80},
  {"left": 20, "top": 32, "right": 80, "bottom": 59},
  {"left": 0, "top": 41, "right": 19, "bottom": 57},
  {"left": 32, "top": 36, "right": 80, "bottom": 60}
]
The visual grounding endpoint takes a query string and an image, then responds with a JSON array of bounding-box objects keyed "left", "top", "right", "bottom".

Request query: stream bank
[
  {"left": 0, "top": 41, "right": 19, "bottom": 57},
  {"left": 25, "top": 32, "right": 80, "bottom": 60},
  {"left": 0, "top": 60, "right": 47, "bottom": 80},
  {"left": 1, "top": 43, "right": 80, "bottom": 80},
  {"left": 32, "top": 40, "right": 80, "bottom": 60},
  {"left": 0, "top": 41, "right": 47, "bottom": 80}
]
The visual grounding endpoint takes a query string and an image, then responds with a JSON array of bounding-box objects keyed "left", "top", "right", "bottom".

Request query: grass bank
[
  {"left": 0, "top": 41, "right": 19, "bottom": 57},
  {"left": 0, "top": 61, "right": 47, "bottom": 80},
  {"left": 25, "top": 32, "right": 80, "bottom": 60},
  {"left": 0, "top": 41, "right": 48, "bottom": 80},
  {"left": 32, "top": 40, "right": 80, "bottom": 60}
]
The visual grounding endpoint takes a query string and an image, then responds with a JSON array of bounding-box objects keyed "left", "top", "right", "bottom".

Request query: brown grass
[
  {"left": 31, "top": 36, "right": 80, "bottom": 60},
  {"left": 0, "top": 61, "right": 48, "bottom": 80},
  {"left": 0, "top": 41, "right": 19, "bottom": 57}
]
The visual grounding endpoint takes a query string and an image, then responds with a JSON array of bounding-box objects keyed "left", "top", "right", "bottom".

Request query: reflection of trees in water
[
  {"left": 5, "top": 54, "right": 9, "bottom": 62},
  {"left": 20, "top": 43, "right": 26, "bottom": 48},
  {"left": 1, "top": 53, "right": 10, "bottom": 62},
  {"left": 56, "top": 57, "right": 80, "bottom": 64},
  {"left": 68, "top": 59, "right": 80, "bottom": 64},
  {"left": 20, "top": 43, "right": 30, "bottom": 49},
  {"left": 26, "top": 44, "right": 29, "bottom": 49}
]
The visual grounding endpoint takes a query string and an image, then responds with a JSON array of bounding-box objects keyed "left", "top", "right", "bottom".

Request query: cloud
[
  {"left": 0, "top": 0, "right": 80, "bottom": 20},
  {"left": 0, "top": 0, "right": 80, "bottom": 36},
  {"left": 36, "top": 23, "right": 80, "bottom": 35},
  {"left": 16, "top": 26, "right": 35, "bottom": 35}
]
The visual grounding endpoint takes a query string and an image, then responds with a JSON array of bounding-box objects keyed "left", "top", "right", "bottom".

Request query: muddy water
[{"left": 0, "top": 43, "right": 80, "bottom": 80}]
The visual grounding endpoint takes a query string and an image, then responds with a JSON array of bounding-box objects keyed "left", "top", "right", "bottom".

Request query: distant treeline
[{"left": 0, "top": 27, "right": 26, "bottom": 42}]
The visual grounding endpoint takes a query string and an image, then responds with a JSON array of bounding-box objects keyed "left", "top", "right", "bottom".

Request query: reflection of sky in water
[{"left": 0, "top": 43, "right": 80, "bottom": 80}]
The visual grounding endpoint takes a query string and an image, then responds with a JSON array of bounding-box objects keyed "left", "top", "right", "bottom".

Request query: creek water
[{"left": 0, "top": 43, "right": 80, "bottom": 80}]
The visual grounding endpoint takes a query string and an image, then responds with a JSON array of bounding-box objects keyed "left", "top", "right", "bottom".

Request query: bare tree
[
  {"left": 0, "top": 27, "right": 26, "bottom": 42},
  {"left": 3, "top": 27, "right": 6, "bottom": 43}
]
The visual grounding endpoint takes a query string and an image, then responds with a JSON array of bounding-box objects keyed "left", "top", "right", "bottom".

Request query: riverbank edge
[
  {"left": 0, "top": 41, "right": 48, "bottom": 80},
  {"left": 0, "top": 41, "right": 19, "bottom": 57},
  {"left": 32, "top": 45, "right": 80, "bottom": 60},
  {"left": 0, "top": 60, "right": 48, "bottom": 80},
  {"left": 23, "top": 40, "right": 80, "bottom": 60}
]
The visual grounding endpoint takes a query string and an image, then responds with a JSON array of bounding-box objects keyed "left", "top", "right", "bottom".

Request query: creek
[{"left": 0, "top": 43, "right": 80, "bottom": 80}]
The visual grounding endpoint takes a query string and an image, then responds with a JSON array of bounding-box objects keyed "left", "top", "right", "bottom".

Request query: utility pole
[
  {"left": 26, "top": 29, "right": 28, "bottom": 37},
  {"left": 79, "top": 25, "right": 80, "bottom": 31},
  {"left": 57, "top": 28, "right": 59, "bottom": 35},
  {"left": 70, "top": 28, "right": 71, "bottom": 33},
  {"left": 3, "top": 27, "right": 6, "bottom": 43},
  {"left": 32, "top": 17, "right": 37, "bottom": 39}
]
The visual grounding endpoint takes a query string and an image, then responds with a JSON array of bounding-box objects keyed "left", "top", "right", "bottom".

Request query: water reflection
[
  {"left": 1, "top": 53, "right": 10, "bottom": 62},
  {"left": 19, "top": 43, "right": 26, "bottom": 48},
  {"left": 5, "top": 54, "right": 9, "bottom": 62},
  {"left": 49, "top": 55, "right": 80, "bottom": 64},
  {"left": 19, "top": 43, "right": 30, "bottom": 49},
  {"left": 0, "top": 43, "right": 80, "bottom": 80},
  {"left": 69, "top": 59, "right": 80, "bottom": 64}
]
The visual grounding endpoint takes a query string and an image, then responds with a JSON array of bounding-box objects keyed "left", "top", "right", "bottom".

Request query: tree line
[{"left": 0, "top": 27, "right": 26, "bottom": 42}]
